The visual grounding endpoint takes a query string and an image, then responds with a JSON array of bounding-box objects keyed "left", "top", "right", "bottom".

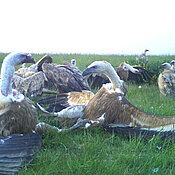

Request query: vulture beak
[
  {"left": 170, "top": 60, "right": 175, "bottom": 65},
  {"left": 82, "top": 66, "right": 96, "bottom": 76},
  {"left": 158, "top": 65, "right": 165, "bottom": 69},
  {"left": 22, "top": 54, "right": 35, "bottom": 64}
]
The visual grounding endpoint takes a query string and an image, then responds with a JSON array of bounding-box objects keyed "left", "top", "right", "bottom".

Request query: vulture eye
[{"left": 92, "top": 65, "right": 97, "bottom": 69}]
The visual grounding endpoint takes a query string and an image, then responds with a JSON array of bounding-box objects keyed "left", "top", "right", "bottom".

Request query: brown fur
[{"left": 116, "top": 63, "right": 129, "bottom": 82}]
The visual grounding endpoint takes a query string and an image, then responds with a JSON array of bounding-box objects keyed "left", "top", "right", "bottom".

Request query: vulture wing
[
  {"left": 62, "top": 61, "right": 74, "bottom": 67},
  {"left": 128, "top": 65, "right": 154, "bottom": 83},
  {"left": 103, "top": 124, "right": 175, "bottom": 140},
  {"left": 37, "top": 94, "right": 70, "bottom": 113},
  {"left": 15, "top": 55, "right": 53, "bottom": 78},
  {"left": 37, "top": 90, "right": 94, "bottom": 113},
  {"left": 87, "top": 66, "right": 129, "bottom": 90},
  {"left": 0, "top": 133, "right": 42, "bottom": 175},
  {"left": 42, "top": 63, "right": 90, "bottom": 93},
  {"left": 87, "top": 64, "right": 151, "bottom": 90},
  {"left": 87, "top": 74, "right": 109, "bottom": 90},
  {"left": 12, "top": 72, "right": 46, "bottom": 97},
  {"left": 36, "top": 55, "right": 53, "bottom": 71}
]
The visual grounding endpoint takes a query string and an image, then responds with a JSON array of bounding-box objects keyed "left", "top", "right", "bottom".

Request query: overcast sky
[{"left": 0, "top": 0, "right": 175, "bottom": 55}]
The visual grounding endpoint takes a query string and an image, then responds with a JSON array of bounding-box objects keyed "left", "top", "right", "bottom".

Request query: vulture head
[
  {"left": 0, "top": 52, "right": 35, "bottom": 100},
  {"left": 3, "top": 52, "right": 35, "bottom": 66},
  {"left": 120, "top": 62, "right": 140, "bottom": 74},
  {"left": 158, "top": 63, "right": 171, "bottom": 70},
  {"left": 71, "top": 59, "right": 76, "bottom": 66},
  {"left": 170, "top": 60, "right": 175, "bottom": 70},
  {"left": 171, "top": 60, "right": 175, "bottom": 64},
  {"left": 83, "top": 61, "right": 126, "bottom": 93},
  {"left": 83, "top": 61, "right": 114, "bottom": 76}
]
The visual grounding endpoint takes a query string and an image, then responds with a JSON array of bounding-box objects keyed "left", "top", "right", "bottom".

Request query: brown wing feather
[
  {"left": 62, "top": 61, "right": 73, "bottom": 66},
  {"left": 87, "top": 74, "right": 109, "bottom": 89},
  {"left": 42, "top": 63, "right": 90, "bottom": 93},
  {"left": 128, "top": 65, "right": 154, "bottom": 83},
  {"left": 36, "top": 55, "right": 53, "bottom": 71},
  {"left": 37, "top": 90, "right": 94, "bottom": 113},
  {"left": 12, "top": 72, "right": 46, "bottom": 97},
  {"left": 115, "top": 67, "right": 128, "bottom": 82}
]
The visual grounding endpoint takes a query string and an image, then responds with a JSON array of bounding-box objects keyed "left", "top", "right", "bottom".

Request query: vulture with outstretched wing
[
  {"left": 128, "top": 65, "right": 154, "bottom": 83},
  {"left": 0, "top": 52, "right": 64, "bottom": 174},
  {"left": 37, "top": 61, "right": 175, "bottom": 140}
]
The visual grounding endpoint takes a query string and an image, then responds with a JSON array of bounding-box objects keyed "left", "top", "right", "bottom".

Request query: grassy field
[{"left": 1, "top": 53, "right": 175, "bottom": 174}]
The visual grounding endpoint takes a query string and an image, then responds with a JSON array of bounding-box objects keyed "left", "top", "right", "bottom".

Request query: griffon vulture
[
  {"left": 87, "top": 62, "right": 153, "bottom": 89},
  {"left": 0, "top": 52, "right": 62, "bottom": 174},
  {"left": 136, "top": 49, "right": 149, "bottom": 62},
  {"left": 38, "top": 61, "right": 175, "bottom": 139},
  {"left": 158, "top": 62, "right": 175, "bottom": 96},
  {"left": 140, "top": 49, "right": 149, "bottom": 58}
]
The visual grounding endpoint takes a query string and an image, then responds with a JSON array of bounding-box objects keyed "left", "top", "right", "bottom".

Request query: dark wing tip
[{"left": 102, "top": 125, "right": 175, "bottom": 140}]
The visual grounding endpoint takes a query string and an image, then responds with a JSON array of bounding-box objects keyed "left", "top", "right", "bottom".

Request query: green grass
[
  {"left": 126, "top": 83, "right": 175, "bottom": 116},
  {"left": 1, "top": 53, "right": 175, "bottom": 174},
  {"left": 20, "top": 129, "right": 175, "bottom": 175}
]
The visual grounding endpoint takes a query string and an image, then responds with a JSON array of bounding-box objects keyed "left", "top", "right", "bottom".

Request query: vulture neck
[
  {"left": 103, "top": 65, "right": 122, "bottom": 89},
  {"left": 0, "top": 57, "right": 15, "bottom": 96}
]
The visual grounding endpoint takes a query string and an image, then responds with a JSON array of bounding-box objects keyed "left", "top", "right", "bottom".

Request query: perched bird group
[
  {"left": 38, "top": 60, "right": 175, "bottom": 134},
  {"left": 1, "top": 52, "right": 175, "bottom": 174},
  {"left": 0, "top": 53, "right": 86, "bottom": 174}
]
